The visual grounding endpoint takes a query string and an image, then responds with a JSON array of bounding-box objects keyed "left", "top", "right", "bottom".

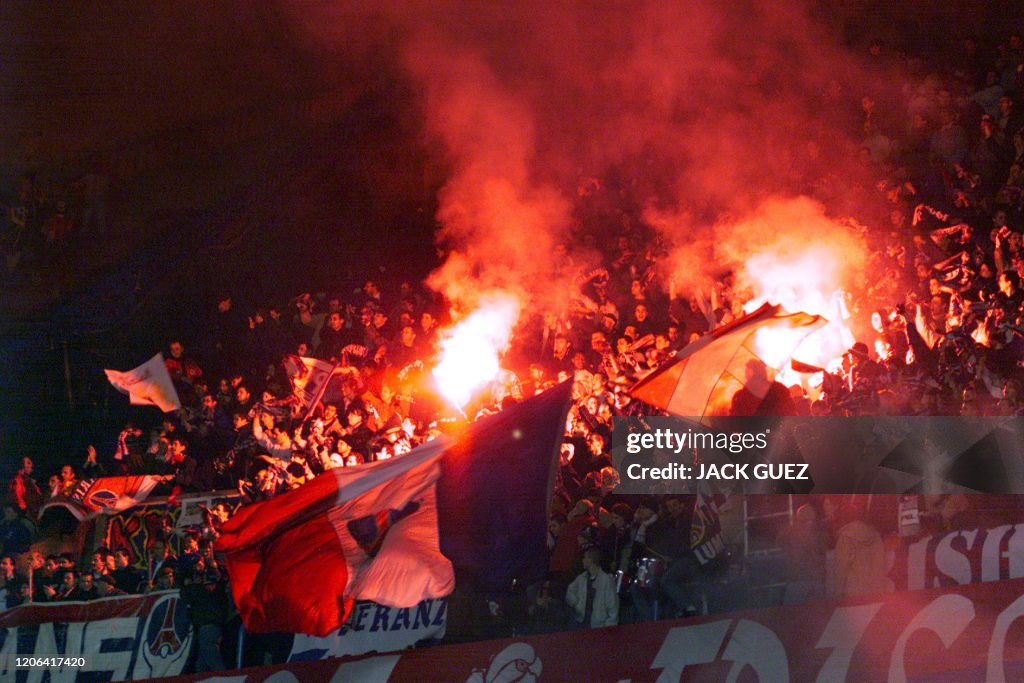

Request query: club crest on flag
[
  {"left": 348, "top": 500, "right": 421, "bottom": 557},
  {"left": 140, "top": 594, "right": 192, "bottom": 677},
  {"left": 84, "top": 488, "right": 120, "bottom": 509},
  {"left": 466, "top": 642, "right": 543, "bottom": 683},
  {"left": 41, "top": 476, "right": 162, "bottom": 521}
]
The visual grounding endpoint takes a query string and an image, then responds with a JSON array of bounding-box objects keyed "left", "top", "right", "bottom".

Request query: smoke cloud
[{"left": 291, "top": 0, "right": 894, "bottom": 317}]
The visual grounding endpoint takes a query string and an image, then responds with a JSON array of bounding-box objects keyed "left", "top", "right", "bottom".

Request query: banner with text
[
  {"left": 287, "top": 598, "right": 446, "bottom": 662},
  {"left": 893, "top": 522, "right": 1024, "bottom": 592},
  {"left": 0, "top": 591, "right": 193, "bottom": 681},
  {"left": 164, "top": 578, "right": 1024, "bottom": 682}
]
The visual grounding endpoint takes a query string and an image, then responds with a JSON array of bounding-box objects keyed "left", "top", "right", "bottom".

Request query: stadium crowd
[{"left": 3, "top": 29, "right": 1024, "bottom": 669}]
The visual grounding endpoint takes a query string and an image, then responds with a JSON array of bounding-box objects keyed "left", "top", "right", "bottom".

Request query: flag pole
[
  {"left": 62, "top": 338, "right": 75, "bottom": 411},
  {"left": 236, "top": 623, "right": 246, "bottom": 670}
]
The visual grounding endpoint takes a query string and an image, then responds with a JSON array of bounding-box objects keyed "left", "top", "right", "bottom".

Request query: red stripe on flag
[{"left": 238, "top": 512, "right": 351, "bottom": 636}]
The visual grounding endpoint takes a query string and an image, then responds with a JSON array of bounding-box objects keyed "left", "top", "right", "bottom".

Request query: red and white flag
[
  {"left": 104, "top": 353, "right": 181, "bottom": 413},
  {"left": 216, "top": 439, "right": 454, "bottom": 636},
  {"left": 630, "top": 304, "right": 824, "bottom": 417},
  {"left": 40, "top": 476, "right": 163, "bottom": 521}
]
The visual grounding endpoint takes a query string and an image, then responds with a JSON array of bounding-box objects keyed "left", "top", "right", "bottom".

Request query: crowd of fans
[
  {"left": 3, "top": 28, "right": 1024, "bottom": 670},
  {"left": 1, "top": 164, "right": 110, "bottom": 282}
]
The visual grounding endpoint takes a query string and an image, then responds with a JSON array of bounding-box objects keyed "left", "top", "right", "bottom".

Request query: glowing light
[
  {"left": 740, "top": 238, "right": 857, "bottom": 386},
  {"left": 433, "top": 294, "right": 521, "bottom": 407}
]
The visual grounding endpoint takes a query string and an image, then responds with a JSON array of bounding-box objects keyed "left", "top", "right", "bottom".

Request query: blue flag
[{"left": 437, "top": 381, "right": 572, "bottom": 593}]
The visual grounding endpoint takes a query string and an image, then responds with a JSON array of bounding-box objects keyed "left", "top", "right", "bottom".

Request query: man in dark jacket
[
  {"left": 180, "top": 558, "right": 229, "bottom": 672},
  {"left": 161, "top": 436, "right": 200, "bottom": 492},
  {"left": 0, "top": 505, "right": 32, "bottom": 556},
  {"left": 111, "top": 549, "right": 145, "bottom": 594},
  {"left": 639, "top": 496, "right": 701, "bottom": 619},
  {"left": 730, "top": 359, "right": 796, "bottom": 416}
]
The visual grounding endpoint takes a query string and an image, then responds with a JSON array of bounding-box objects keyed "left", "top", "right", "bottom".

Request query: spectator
[
  {"left": 52, "top": 569, "right": 80, "bottom": 601},
  {"left": 147, "top": 538, "right": 177, "bottom": 583},
  {"left": 0, "top": 556, "right": 15, "bottom": 589},
  {"left": 90, "top": 549, "right": 111, "bottom": 581},
  {"left": 833, "top": 501, "right": 894, "bottom": 598},
  {"left": 525, "top": 580, "right": 565, "bottom": 634},
  {"left": 161, "top": 436, "right": 199, "bottom": 492},
  {"left": 36, "top": 555, "right": 61, "bottom": 596},
  {"left": 0, "top": 505, "right": 32, "bottom": 556},
  {"left": 8, "top": 457, "right": 42, "bottom": 519},
  {"left": 730, "top": 359, "right": 796, "bottom": 416},
  {"left": 111, "top": 549, "right": 145, "bottom": 594},
  {"left": 96, "top": 575, "right": 125, "bottom": 598},
  {"left": 52, "top": 465, "right": 78, "bottom": 497},
  {"left": 165, "top": 340, "right": 203, "bottom": 387},
  {"left": 550, "top": 500, "right": 596, "bottom": 579},
  {"left": 777, "top": 504, "right": 829, "bottom": 605},
  {"left": 251, "top": 409, "right": 293, "bottom": 464},
  {"left": 634, "top": 496, "right": 702, "bottom": 620},
  {"left": 238, "top": 467, "right": 281, "bottom": 504},
  {"left": 565, "top": 547, "right": 619, "bottom": 628},
  {"left": 82, "top": 445, "right": 106, "bottom": 479},
  {"left": 149, "top": 566, "right": 177, "bottom": 592},
  {"left": 177, "top": 534, "right": 202, "bottom": 577},
  {"left": 72, "top": 573, "right": 100, "bottom": 601},
  {"left": 180, "top": 559, "right": 230, "bottom": 673}
]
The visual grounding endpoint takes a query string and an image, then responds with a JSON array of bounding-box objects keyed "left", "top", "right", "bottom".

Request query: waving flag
[
  {"left": 630, "top": 304, "right": 824, "bottom": 417},
  {"left": 283, "top": 355, "right": 337, "bottom": 409},
  {"left": 40, "top": 476, "right": 163, "bottom": 521},
  {"left": 216, "top": 440, "right": 454, "bottom": 636},
  {"left": 690, "top": 489, "right": 727, "bottom": 565},
  {"left": 438, "top": 381, "right": 573, "bottom": 593},
  {"left": 217, "top": 382, "right": 572, "bottom": 636},
  {"left": 104, "top": 353, "right": 181, "bottom": 412},
  {"left": 282, "top": 355, "right": 363, "bottom": 413}
]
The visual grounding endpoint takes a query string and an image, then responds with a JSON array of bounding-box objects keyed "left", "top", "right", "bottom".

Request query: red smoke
[{"left": 294, "top": 0, "right": 899, "bottom": 355}]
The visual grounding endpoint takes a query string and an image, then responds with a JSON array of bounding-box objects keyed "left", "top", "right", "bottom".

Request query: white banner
[
  {"left": 0, "top": 591, "right": 193, "bottom": 680},
  {"left": 105, "top": 353, "right": 181, "bottom": 413}
]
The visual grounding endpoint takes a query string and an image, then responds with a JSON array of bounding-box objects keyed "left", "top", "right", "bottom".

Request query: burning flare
[
  {"left": 433, "top": 294, "right": 521, "bottom": 408},
  {"left": 726, "top": 198, "right": 867, "bottom": 384},
  {"left": 742, "top": 245, "right": 855, "bottom": 378}
]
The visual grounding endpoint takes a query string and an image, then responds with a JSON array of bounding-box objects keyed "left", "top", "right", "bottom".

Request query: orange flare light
[
  {"left": 432, "top": 294, "right": 521, "bottom": 407},
  {"left": 741, "top": 245, "right": 857, "bottom": 384}
]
